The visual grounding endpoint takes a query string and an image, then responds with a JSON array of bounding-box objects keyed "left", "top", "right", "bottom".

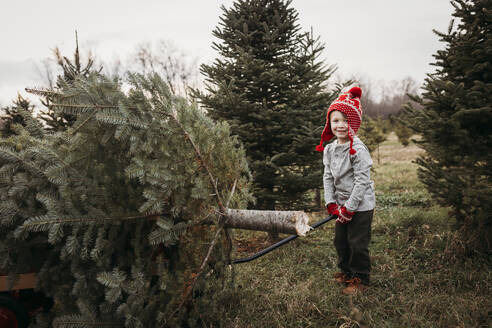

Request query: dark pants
[{"left": 334, "top": 210, "right": 373, "bottom": 285}]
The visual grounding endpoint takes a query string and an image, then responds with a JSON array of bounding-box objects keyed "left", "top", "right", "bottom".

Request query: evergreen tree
[
  {"left": 0, "top": 94, "right": 33, "bottom": 137},
  {"left": 36, "top": 32, "right": 101, "bottom": 132},
  {"left": 357, "top": 116, "right": 387, "bottom": 164},
  {"left": 193, "top": 0, "right": 335, "bottom": 210},
  {"left": 357, "top": 116, "right": 387, "bottom": 154},
  {"left": 402, "top": 0, "right": 491, "bottom": 254},
  {"left": 391, "top": 114, "right": 412, "bottom": 146},
  {"left": 0, "top": 72, "right": 252, "bottom": 327}
]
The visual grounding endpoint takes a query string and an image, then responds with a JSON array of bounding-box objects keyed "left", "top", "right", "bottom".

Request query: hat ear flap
[
  {"left": 316, "top": 123, "right": 329, "bottom": 152},
  {"left": 348, "top": 129, "right": 356, "bottom": 155}
]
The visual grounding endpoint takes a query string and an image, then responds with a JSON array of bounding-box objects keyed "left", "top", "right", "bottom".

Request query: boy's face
[{"left": 330, "top": 110, "right": 349, "bottom": 143}]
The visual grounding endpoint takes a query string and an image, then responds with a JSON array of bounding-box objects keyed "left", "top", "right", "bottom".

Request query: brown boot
[
  {"left": 342, "top": 277, "right": 369, "bottom": 295},
  {"left": 333, "top": 272, "right": 350, "bottom": 284}
]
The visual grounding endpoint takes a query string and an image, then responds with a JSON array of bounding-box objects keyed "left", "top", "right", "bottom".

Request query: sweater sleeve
[
  {"left": 344, "top": 144, "right": 373, "bottom": 212},
  {"left": 323, "top": 145, "right": 336, "bottom": 206}
]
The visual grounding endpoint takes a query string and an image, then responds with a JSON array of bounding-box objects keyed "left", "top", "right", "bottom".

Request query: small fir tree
[
  {"left": 36, "top": 32, "right": 101, "bottom": 132},
  {"left": 402, "top": 0, "right": 491, "bottom": 254},
  {"left": 357, "top": 116, "right": 387, "bottom": 163},
  {"left": 0, "top": 94, "right": 33, "bottom": 137},
  {"left": 391, "top": 114, "right": 413, "bottom": 146},
  {"left": 193, "top": 0, "right": 335, "bottom": 211}
]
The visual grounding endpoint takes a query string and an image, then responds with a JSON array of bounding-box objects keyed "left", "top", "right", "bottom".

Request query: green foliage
[
  {"left": 401, "top": 0, "right": 491, "bottom": 254},
  {"left": 193, "top": 0, "right": 336, "bottom": 210},
  {"left": 394, "top": 124, "right": 412, "bottom": 146},
  {"left": 37, "top": 33, "right": 101, "bottom": 132},
  {"left": 375, "top": 190, "right": 430, "bottom": 209},
  {"left": 0, "top": 72, "right": 252, "bottom": 326},
  {"left": 0, "top": 95, "right": 34, "bottom": 138},
  {"left": 379, "top": 117, "right": 394, "bottom": 135},
  {"left": 391, "top": 114, "right": 413, "bottom": 146},
  {"left": 358, "top": 116, "right": 387, "bottom": 159}
]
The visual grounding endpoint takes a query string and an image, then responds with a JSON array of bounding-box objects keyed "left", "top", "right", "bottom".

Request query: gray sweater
[{"left": 323, "top": 136, "right": 376, "bottom": 212}]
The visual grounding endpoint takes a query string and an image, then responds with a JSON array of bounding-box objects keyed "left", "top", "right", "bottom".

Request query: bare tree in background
[
  {"left": 379, "top": 76, "right": 419, "bottom": 116},
  {"left": 330, "top": 73, "right": 385, "bottom": 117},
  {"left": 36, "top": 58, "right": 57, "bottom": 90},
  {"left": 335, "top": 74, "right": 421, "bottom": 118},
  {"left": 130, "top": 40, "right": 201, "bottom": 99},
  {"left": 347, "top": 74, "right": 381, "bottom": 117}
]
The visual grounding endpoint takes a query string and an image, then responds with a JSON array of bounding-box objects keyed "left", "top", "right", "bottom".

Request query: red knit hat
[{"left": 316, "top": 86, "right": 363, "bottom": 155}]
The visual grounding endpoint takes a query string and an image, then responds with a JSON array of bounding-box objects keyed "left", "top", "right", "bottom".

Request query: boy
[{"left": 316, "top": 86, "right": 375, "bottom": 294}]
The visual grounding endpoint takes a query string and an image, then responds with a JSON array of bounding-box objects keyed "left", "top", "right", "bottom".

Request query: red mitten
[
  {"left": 336, "top": 207, "right": 355, "bottom": 224},
  {"left": 327, "top": 203, "right": 340, "bottom": 215}
]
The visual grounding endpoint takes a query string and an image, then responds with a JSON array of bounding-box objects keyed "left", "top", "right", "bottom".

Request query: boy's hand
[
  {"left": 335, "top": 206, "right": 355, "bottom": 224},
  {"left": 327, "top": 203, "right": 340, "bottom": 215}
]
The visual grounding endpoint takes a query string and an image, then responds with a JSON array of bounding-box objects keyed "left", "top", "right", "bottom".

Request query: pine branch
[
  {"left": 148, "top": 211, "right": 215, "bottom": 246},
  {"left": 0, "top": 146, "right": 45, "bottom": 177},
  {"left": 159, "top": 110, "right": 226, "bottom": 212},
  {"left": 53, "top": 316, "right": 119, "bottom": 327},
  {"left": 170, "top": 225, "right": 224, "bottom": 319},
  {"left": 226, "top": 179, "right": 237, "bottom": 208},
  {"left": 16, "top": 106, "right": 45, "bottom": 138},
  {"left": 95, "top": 113, "right": 148, "bottom": 129},
  {"left": 170, "top": 181, "right": 238, "bottom": 319},
  {"left": 50, "top": 103, "right": 120, "bottom": 110},
  {"left": 20, "top": 212, "right": 162, "bottom": 230},
  {"left": 96, "top": 269, "right": 126, "bottom": 288},
  {"left": 46, "top": 102, "right": 148, "bottom": 134},
  {"left": 25, "top": 87, "right": 64, "bottom": 98},
  {"left": 69, "top": 111, "right": 97, "bottom": 135}
]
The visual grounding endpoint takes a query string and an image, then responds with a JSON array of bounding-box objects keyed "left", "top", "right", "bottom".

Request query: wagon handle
[{"left": 232, "top": 215, "right": 336, "bottom": 264}]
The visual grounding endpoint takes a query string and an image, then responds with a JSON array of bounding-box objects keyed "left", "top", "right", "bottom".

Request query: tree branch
[
  {"left": 158, "top": 105, "right": 231, "bottom": 321},
  {"left": 159, "top": 110, "right": 226, "bottom": 212},
  {"left": 171, "top": 225, "right": 224, "bottom": 318},
  {"left": 21, "top": 212, "right": 162, "bottom": 229}
]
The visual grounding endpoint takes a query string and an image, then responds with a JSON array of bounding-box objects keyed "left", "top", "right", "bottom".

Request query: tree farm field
[{"left": 224, "top": 133, "right": 491, "bottom": 328}]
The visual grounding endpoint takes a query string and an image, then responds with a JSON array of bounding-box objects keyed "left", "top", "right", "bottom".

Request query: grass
[{"left": 213, "top": 133, "right": 491, "bottom": 328}]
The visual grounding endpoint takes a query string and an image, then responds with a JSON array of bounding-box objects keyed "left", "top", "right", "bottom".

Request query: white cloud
[
  {"left": 0, "top": 59, "right": 43, "bottom": 106},
  {"left": 0, "top": 0, "right": 453, "bottom": 104}
]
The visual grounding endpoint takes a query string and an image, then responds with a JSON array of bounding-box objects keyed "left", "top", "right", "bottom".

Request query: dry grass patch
[{"left": 376, "top": 132, "right": 424, "bottom": 164}]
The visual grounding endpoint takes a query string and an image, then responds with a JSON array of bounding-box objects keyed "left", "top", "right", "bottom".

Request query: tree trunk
[{"left": 223, "top": 209, "right": 311, "bottom": 236}]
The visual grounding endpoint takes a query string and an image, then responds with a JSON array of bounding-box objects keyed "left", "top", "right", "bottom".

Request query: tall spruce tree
[
  {"left": 0, "top": 72, "right": 252, "bottom": 327},
  {"left": 402, "top": 0, "right": 491, "bottom": 254},
  {"left": 193, "top": 0, "right": 335, "bottom": 210}
]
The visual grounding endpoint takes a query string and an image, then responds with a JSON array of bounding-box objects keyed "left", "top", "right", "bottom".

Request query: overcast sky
[{"left": 0, "top": 0, "right": 454, "bottom": 106}]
